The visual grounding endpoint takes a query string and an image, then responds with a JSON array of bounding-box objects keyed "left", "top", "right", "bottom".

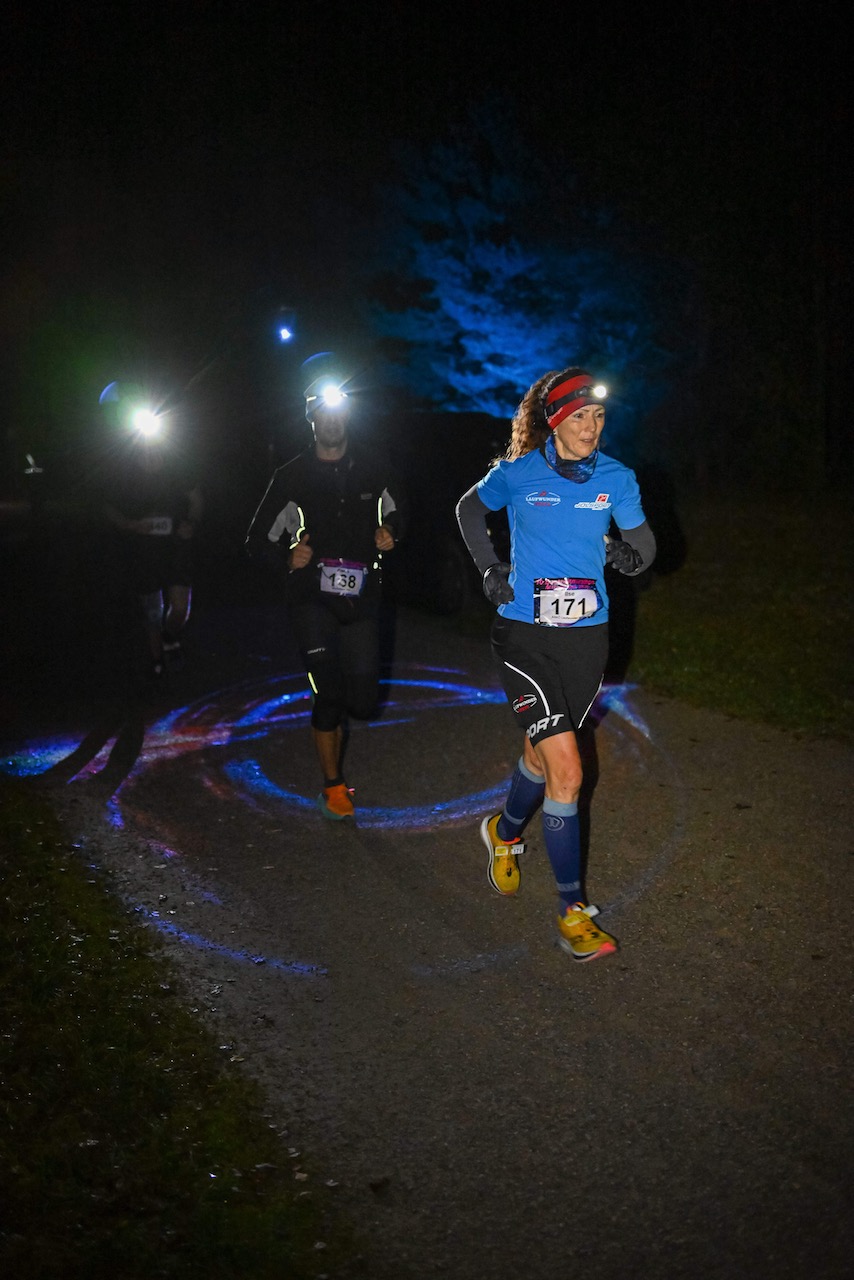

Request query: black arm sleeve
[
  {"left": 455, "top": 485, "right": 503, "bottom": 576},
  {"left": 616, "top": 519, "right": 657, "bottom": 575}
]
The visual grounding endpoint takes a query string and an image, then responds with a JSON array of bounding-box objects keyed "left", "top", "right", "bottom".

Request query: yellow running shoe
[
  {"left": 556, "top": 903, "right": 617, "bottom": 962},
  {"left": 317, "top": 783, "right": 355, "bottom": 820},
  {"left": 480, "top": 813, "right": 523, "bottom": 895}
]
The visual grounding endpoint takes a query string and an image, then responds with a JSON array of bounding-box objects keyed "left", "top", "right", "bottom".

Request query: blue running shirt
[{"left": 476, "top": 449, "right": 646, "bottom": 625}]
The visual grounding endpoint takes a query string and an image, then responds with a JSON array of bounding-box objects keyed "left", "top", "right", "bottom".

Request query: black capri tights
[
  {"left": 491, "top": 615, "right": 609, "bottom": 745},
  {"left": 291, "top": 600, "right": 381, "bottom": 731}
]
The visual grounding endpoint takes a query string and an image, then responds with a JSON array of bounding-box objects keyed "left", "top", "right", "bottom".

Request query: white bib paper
[
  {"left": 318, "top": 559, "right": 367, "bottom": 598},
  {"left": 534, "top": 576, "right": 602, "bottom": 626}
]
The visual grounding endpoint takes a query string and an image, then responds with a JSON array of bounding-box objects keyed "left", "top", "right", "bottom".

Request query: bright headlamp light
[
  {"left": 131, "top": 408, "right": 163, "bottom": 438},
  {"left": 319, "top": 384, "right": 346, "bottom": 408},
  {"left": 305, "top": 380, "right": 348, "bottom": 418}
]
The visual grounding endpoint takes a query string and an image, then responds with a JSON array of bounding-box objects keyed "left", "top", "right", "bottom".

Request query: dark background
[
  {"left": 2, "top": 1, "right": 850, "bottom": 515},
  {"left": 1, "top": 24, "right": 851, "bottom": 1275}
]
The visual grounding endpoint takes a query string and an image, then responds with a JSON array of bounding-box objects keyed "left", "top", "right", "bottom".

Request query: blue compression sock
[
  {"left": 541, "top": 798, "right": 583, "bottom": 909},
  {"left": 496, "top": 757, "right": 545, "bottom": 842}
]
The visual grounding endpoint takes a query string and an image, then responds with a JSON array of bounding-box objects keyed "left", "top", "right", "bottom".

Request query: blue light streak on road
[
  {"left": 225, "top": 759, "right": 509, "bottom": 830},
  {"left": 1, "top": 736, "right": 97, "bottom": 776},
  {"left": 232, "top": 692, "right": 311, "bottom": 728},
  {"left": 597, "top": 682, "right": 651, "bottom": 739},
  {"left": 0, "top": 673, "right": 678, "bottom": 971},
  {"left": 136, "top": 908, "right": 326, "bottom": 976}
]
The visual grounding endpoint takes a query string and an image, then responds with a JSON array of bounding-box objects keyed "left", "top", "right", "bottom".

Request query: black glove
[
  {"left": 483, "top": 562, "right": 514, "bottom": 605},
  {"left": 605, "top": 538, "right": 643, "bottom": 575}
]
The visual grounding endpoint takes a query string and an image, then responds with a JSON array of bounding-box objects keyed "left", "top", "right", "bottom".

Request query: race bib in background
[
  {"left": 318, "top": 559, "right": 367, "bottom": 597},
  {"left": 140, "top": 516, "right": 173, "bottom": 536}
]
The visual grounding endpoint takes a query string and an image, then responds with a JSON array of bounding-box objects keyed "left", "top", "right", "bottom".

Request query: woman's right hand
[{"left": 483, "top": 562, "right": 514, "bottom": 605}]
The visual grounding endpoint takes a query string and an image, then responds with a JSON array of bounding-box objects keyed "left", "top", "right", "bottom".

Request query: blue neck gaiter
[{"left": 544, "top": 433, "right": 599, "bottom": 484}]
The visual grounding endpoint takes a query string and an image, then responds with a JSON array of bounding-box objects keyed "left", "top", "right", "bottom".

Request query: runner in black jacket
[{"left": 245, "top": 377, "right": 405, "bottom": 819}]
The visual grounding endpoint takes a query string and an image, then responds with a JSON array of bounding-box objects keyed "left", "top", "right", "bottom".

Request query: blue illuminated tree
[{"left": 366, "top": 101, "right": 684, "bottom": 453}]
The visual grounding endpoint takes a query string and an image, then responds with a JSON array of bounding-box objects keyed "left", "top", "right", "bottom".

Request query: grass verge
[
  {"left": 0, "top": 778, "right": 359, "bottom": 1280},
  {"left": 629, "top": 495, "right": 853, "bottom": 741}
]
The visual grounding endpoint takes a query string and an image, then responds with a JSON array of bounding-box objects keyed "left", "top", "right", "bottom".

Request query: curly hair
[{"left": 503, "top": 367, "right": 591, "bottom": 460}]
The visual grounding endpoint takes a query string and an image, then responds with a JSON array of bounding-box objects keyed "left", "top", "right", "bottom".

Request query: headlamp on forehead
[
  {"left": 304, "top": 378, "right": 348, "bottom": 420},
  {"left": 320, "top": 384, "right": 346, "bottom": 408},
  {"left": 544, "top": 374, "right": 607, "bottom": 431}
]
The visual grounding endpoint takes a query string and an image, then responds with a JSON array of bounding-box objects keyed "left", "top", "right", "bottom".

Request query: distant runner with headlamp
[
  {"left": 456, "top": 367, "right": 655, "bottom": 961},
  {"left": 246, "top": 376, "right": 406, "bottom": 820},
  {"left": 102, "top": 396, "right": 203, "bottom": 679}
]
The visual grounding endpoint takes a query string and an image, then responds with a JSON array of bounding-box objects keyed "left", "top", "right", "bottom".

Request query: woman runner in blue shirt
[{"left": 456, "top": 367, "right": 656, "bottom": 961}]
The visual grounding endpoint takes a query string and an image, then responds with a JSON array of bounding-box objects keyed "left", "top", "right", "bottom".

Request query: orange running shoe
[{"left": 317, "top": 783, "right": 355, "bottom": 821}]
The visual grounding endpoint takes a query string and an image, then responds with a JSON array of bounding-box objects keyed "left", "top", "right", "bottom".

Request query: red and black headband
[{"left": 543, "top": 373, "right": 606, "bottom": 430}]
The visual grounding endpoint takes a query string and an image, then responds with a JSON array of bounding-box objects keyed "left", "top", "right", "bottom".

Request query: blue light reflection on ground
[
  {"left": 0, "top": 671, "right": 506, "bottom": 781},
  {"left": 135, "top": 907, "right": 326, "bottom": 977},
  {"left": 0, "top": 670, "right": 678, "bottom": 970},
  {"left": 146, "top": 839, "right": 224, "bottom": 905},
  {"left": 595, "top": 685, "right": 686, "bottom": 919},
  {"left": 225, "top": 759, "right": 509, "bottom": 830},
  {"left": 0, "top": 666, "right": 514, "bottom": 974},
  {"left": 597, "top": 683, "right": 651, "bottom": 740},
  {"left": 381, "top": 676, "right": 506, "bottom": 705},
  {"left": 1, "top": 737, "right": 99, "bottom": 777},
  {"left": 102, "top": 796, "right": 125, "bottom": 827},
  {"left": 233, "top": 690, "right": 311, "bottom": 729},
  {"left": 212, "top": 672, "right": 510, "bottom": 829}
]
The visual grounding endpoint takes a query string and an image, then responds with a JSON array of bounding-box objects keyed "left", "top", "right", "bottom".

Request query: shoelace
[{"left": 563, "top": 909, "right": 601, "bottom": 939}]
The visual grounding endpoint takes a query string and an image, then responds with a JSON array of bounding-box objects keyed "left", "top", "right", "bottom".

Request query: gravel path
[{"left": 39, "top": 607, "right": 853, "bottom": 1280}]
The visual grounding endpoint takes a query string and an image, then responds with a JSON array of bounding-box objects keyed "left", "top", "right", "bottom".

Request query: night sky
[{"left": 2, "top": 1, "right": 849, "bottom": 479}]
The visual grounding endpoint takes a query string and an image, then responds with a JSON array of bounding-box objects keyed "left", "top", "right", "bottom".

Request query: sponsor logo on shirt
[
  {"left": 525, "top": 490, "right": 561, "bottom": 507},
  {"left": 512, "top": 693, "right": 538, "bottom": 714},
  {"left": 574, "top": 493, "right": 611, "bottom": 510}
]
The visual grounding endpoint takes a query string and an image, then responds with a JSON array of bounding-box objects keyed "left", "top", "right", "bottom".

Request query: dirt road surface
[{"left": 8, "top": 604, "right": 852, "bottom": 1280}]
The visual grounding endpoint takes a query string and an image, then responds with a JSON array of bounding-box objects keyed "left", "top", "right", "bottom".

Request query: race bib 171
[{"left": 533, "top": 577, "right": 602, "bottom": 626}]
